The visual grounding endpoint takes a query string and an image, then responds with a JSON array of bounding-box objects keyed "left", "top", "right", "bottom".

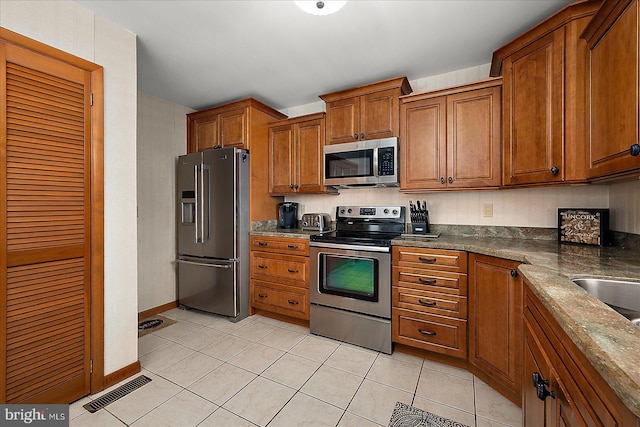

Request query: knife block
[{"left": 411, "top": 209, "right": 429, "bottom": 234}]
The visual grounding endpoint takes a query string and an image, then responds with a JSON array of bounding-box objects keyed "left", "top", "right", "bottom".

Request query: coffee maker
[{"left": 277, "top": 202, "right": 299, "bottom": 229}]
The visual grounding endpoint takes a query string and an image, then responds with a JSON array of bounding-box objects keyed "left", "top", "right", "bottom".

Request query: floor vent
[{"left": 83, "top": 375, "right": 152, "bottom": 413}]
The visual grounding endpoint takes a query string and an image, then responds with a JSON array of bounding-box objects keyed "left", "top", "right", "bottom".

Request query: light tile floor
[{"left": 70, "top": 308, "right": 522, "bottom": 427}]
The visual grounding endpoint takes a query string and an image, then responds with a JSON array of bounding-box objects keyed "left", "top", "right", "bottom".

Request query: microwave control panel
[{"left": 378, "top": 147, "right": 395, "bottom": 176}]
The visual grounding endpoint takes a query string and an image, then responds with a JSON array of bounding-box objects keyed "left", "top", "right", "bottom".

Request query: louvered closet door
[{"left": 1, "top": 43, "right": 92, "bottom": 403}]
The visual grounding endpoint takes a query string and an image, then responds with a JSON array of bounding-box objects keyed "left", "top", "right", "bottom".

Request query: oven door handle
[{"left": 309, "top": 241, "right": 390, "bottom": 253}]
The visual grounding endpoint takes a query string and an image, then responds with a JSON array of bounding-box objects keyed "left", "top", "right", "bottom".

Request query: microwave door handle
[
  {"left": 194, "top": 165, "right": 201, "bottom": 243},
  {"left": 373, "top": 147, "right": 379, "bottom": 177}
]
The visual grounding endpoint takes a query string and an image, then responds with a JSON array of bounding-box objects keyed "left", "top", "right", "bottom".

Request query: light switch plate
[{"left": 483, "top": 204, "right": 493, "bottom": 218}]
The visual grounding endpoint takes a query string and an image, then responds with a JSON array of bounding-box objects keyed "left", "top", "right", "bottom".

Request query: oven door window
[
  {"left": 319, "top": 253, "right": 378, "bottom": 302},
  {"left": 325, "top": 149, "right": 374, "bottom": 179}
]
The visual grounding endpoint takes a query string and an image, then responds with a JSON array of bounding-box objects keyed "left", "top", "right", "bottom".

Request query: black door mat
[
  {"left": 83, "top": 375, "right": 152, "bottom": 413},
  {"left": 138, "top": 314, "right": 176, "bottom": 337},
  {"left": 388, "top": 402, "right": 470, "bottom": 427}
]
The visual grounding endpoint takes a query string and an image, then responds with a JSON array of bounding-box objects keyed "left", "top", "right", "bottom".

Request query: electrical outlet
[{"left": 483, "top": 204, "right": 493, "bottom": 218}]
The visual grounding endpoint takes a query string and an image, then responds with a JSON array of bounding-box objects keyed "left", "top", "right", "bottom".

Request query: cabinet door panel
[
  {"left": 523, "top": 321, "right": 551, "bottom": 426},
  {"left": 297, "top": 119, "right": 324, "bottom": 192},
  {"left": 447, "top": 86, "right": 501, "bottom": 188},
  {"left": 219, "top": 108, "right": 247, "bottom": 148},
  {"left": 326, "top": 97, "right": 359, "bottom": 145},
  {"left": 588, "top": 1, "right": 640, "bottom": 177},
  {"left": 192, "top": 116, "right": 218, "bottom": 152},
  {"left": 469, "top": 254, "right": 522, "bottom": 399},
  {"left": 503, "top": 30, "right": 564, "bottom": 185},
  {"left": 269, "top": 125, "right": 295, "bottom": 194},
  {"left": 400, "top": 97, "right": 447, "bottom": 190},
  {"left": 361, "top": 89, "right": 397, "bottom": 140}
]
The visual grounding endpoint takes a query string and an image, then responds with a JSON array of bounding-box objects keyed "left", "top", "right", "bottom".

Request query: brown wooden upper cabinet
[
  {"left": 186, "top": 98, "right": 286, "bottom": 153},
  {"left": 320, "top": 77, "right": 412, "bottom": 145},
  {"left": 490, "top": 1, "right": 601, "bottom": 187},
  {"left": 581, "top": 0, "right": 640, "bottom": 179},
  {"left": 400, "top": 79, "right": 502, "bottom": 191},
  {"left": 268, "top": 112, "right": 333, "bottom": 195}
]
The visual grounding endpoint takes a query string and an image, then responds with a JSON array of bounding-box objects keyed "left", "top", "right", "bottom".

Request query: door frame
[{"left": 0, "top": 27, "right": 105, "bottom": 395}]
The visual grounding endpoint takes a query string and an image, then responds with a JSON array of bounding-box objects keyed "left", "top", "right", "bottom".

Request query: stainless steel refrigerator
[{"left": 177, "top": 147, "right": 250, "bottom": 322}]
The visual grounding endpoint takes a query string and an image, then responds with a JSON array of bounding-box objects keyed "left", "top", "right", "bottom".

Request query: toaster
[{"left": 301, "top": 213, "right": 332, "bottom": 232}]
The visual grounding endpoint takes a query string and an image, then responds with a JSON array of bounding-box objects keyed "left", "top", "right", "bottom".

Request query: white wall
[
  {"left": 137, "top": 91, "right": 192, "bottom": 313},
  {"left": 284, "top": 63, "right": 612, "bottom": 230},
  {"left": 609, "top": 179, "right": 640, "bottom": 234},
  {"left": 0, "top": 0, "right": 138, "bottom": 375}
]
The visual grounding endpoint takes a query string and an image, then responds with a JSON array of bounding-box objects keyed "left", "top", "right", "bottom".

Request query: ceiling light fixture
[{"left": 295, "top": 1, "right": 346, "bottom": 16}]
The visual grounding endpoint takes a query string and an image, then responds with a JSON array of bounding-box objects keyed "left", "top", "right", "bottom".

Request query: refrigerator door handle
[
  {"left": 201, "top": 164, "right": 210, "bottom": 243},
  {"left": 194, "top": 165, "right": 201, "bottom": 243},
  {"left": 177, "top": 259, "right": 234, "bottom": 269}
]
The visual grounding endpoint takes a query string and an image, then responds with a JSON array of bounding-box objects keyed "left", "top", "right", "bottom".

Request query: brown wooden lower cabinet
[
  {"left": 524, "top": 284, "right": 638, "bottom": 426},
  {"left": 392, "top": 247, "right": 468, "bottom": 359},
  {"left": 249, "top": 236, "right": 310, "bottom": 320},
  {"left": 468, "top": 254, "right": 523, "bottom": 405}
]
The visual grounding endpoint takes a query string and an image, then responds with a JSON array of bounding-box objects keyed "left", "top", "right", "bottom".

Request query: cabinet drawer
[
  {"left": 252, "top": 281, "right": 309, "bottom": 320},
  {"left": 393, "top": 266, "right": 467, "bottom": 295},
  {"left": 251, "top": 236, "right": 309, "bottom": 255},
  {"left": 251, "top": 252, "right": 309, "bottom": 287},
  {"left": 392, "top": 308, "right": 467, "bottom": 358},
  {"left": 393, "top": 247, "right": 467, "bottom": 272},
  {"left": 393, "top": 286, "right": 467, "bottom": 319}
]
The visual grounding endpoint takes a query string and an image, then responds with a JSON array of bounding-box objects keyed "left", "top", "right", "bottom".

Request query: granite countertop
[
  {"left": 250, "top": 228, "right": 318, "bottom": 240},
  {"left": 394, "top": 234, "right": 640, "bottom": 417}
]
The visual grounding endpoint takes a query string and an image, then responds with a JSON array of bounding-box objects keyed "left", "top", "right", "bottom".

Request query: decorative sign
[{"left": 558, "top": 209, "right": 610, "bottom": 246}]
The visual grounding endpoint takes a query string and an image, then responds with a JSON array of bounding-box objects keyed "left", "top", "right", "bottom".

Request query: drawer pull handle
[
  {"left": 288, "top": 269, "right": 299, "bottom": 273},
  {"left": 418, "top": 329, "right": 437, "bottom": 336},
  {"left": 258, "top": 293, "right": 268, "bottom": 298},
  {"left": 418, "top": 299, "right": 437, "bottom": 307},
  {"left": 418, "top": 257, "right": 437, "bottom": 264},
  {"left": 287, "top": 244, "right": 298, "bottom": 249},
  {"left": 257, "top": 242, "right": 268, "bottom": 247},
  {"left": 287, "top": 299, "right": 299, "bottom": 305},
  {"left": 418, "top": 278, "right": 436, "bottom": 285},
  {"left": 258, "top": 265, "right": 268, "bottom": 269}
]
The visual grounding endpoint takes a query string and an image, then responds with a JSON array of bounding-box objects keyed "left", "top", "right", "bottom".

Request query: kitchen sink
[{"left": 572, "top": 278, "right": 640, "bottom": 327}]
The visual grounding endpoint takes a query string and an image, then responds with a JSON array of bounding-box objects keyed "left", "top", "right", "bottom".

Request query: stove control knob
[
  {"left": 347, "top": 208, "right": 353, "bottom": 214},
  {"left": 302, "top": 221, "right": 308, "bottom": 227},
  {"left": 340, "top": 209, "right": 345, "bottom": 214},
  {"left": 392, "top": 209, "right": 399, "bottom": 215},
  {"left": 384, "top": 209, "right": 389, "bottom": 214}
]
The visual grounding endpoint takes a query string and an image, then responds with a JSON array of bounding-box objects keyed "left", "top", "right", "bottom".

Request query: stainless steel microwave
[{"left": 323, "top": 137, "right": 398, "bottom": 188}]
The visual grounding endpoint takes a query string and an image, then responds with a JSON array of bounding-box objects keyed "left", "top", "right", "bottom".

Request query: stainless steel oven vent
[{"left": 83, "top": 375, "right": 152, "bottom": 413}]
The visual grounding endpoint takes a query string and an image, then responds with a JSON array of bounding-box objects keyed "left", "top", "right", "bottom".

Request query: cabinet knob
[
  {"left": 294, "top": 184, "right": 299, "bottom": 189},
  {"left": 448, "top": 176, "right": 453, "bottom": 184},
  {"left": 354, "top": 134, "right": 359, "bottom": 140},
  {"left": 630, "top": 144, "right": 640, "bottom": 157},
  {"left": 440, "top": 177, "right": 445, "bottom": 184},
  {"left": 510, "top": 269, "right": 518, "bottom": 278},
  {"left": 360, "top": 133, "right": 365, "bottom": 139},
  {"left": 289, "top": 184, "right": 294, "bottom": 189},
  {"left": 550, "top": 166, "right": 559, "bottom": 175}
]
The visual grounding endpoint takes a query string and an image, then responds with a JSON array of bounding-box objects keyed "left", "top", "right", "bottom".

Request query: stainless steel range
[{"left": 309, "top": 205, "right": 405, "bottom": 354}]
